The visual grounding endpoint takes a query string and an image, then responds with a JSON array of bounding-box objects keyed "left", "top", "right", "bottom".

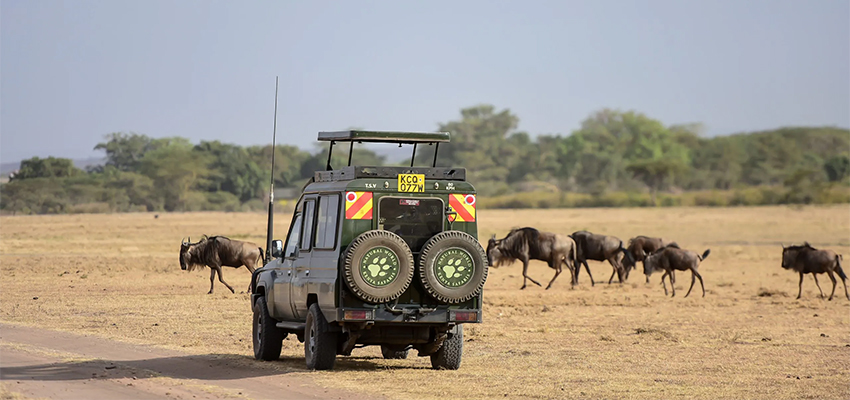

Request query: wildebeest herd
[
  {"left": 487, "top": 227, "right": 849, "bottom": 300},
  {"left": 177, "top": 230, "right": 849, "bottom": 301}
]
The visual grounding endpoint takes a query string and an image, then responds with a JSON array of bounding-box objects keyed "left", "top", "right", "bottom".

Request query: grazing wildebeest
[
  {"left": 781, "top": 243, "right": 848, "bottom": 301},
  {"left": 486, "top": 227, "right": 578, "bottom": 290},
  {"left": 179, "top": 236, "right": 265, "bottom": 294},
  {"left": 570, "top": 231, "right": 635, "bottom": 285},
  {"left": 643, "top": 246, "right": 710, "bottom": 297},
  {"left": 623, "top": 236, "right": 680, "bottom": 283}
]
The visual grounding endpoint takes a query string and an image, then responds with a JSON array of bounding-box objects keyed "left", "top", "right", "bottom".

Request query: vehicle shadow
[{"left": 1, "top": 353, "right": 428, "bottom": 382}]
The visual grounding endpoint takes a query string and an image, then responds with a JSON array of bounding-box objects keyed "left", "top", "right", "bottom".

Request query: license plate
[{"left": 397, "top": 174, "right": 425, "bottom": 193}]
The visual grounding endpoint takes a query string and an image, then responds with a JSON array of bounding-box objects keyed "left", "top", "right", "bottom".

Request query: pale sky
[{"left": 2, "top": 0, "right": 848, "bottom": 163}]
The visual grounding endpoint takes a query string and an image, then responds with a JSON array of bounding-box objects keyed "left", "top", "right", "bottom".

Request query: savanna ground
[{"left": 1, "top": 206, "right": 849, "bottom": 399}]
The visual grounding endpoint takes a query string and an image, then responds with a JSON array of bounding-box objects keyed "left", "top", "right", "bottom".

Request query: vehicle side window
[
  {"left": 285, "top": 214, "right": 302, "bottom": 258},
  {"left": 314, "top": 194, "right": 340, "bottom": 249},
  {"left": 300, "top": 200, "right": 316, "bottom": 251}
]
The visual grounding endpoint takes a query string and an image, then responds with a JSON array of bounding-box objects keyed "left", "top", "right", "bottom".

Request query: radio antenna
[{"left": 264, "top": 77, "right": 279, "bottom": 263}]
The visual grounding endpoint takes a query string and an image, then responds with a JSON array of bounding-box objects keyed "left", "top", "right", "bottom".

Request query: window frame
[
  {"left": 299, "top": 199, "right": 316, "bottom": 252},
  {"left": 313, "top": 193, "right": 340, "bottom": 251}
]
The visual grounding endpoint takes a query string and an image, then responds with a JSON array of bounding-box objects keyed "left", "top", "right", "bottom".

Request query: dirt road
[{"left": 0, "top": 323, "right": 376, "bottom": 400}]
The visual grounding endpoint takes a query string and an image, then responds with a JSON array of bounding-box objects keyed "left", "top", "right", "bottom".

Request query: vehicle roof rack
[
  {"left": 318, "top": 130, "right": 450, "bottom": 143},
  {"left": 318, "top": 130, "right": 451, "bottom": 170}
]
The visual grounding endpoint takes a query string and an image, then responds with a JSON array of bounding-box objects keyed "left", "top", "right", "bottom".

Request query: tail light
[
  {"left": 451, "top": 311, "right": 478, "bottom": 322},
  {"left": 343, "top": 310, "right": 372, "bottom": 321}
]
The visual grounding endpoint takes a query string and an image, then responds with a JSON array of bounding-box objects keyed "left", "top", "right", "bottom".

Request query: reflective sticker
[
  {"left": 345, "top": 191, "right": 373, "bottom": 219},
  {"left": 448, "top": 194, "right": 475, "bottom": 222}
]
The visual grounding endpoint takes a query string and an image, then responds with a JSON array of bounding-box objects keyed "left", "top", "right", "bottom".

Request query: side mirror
[{"left": 271, "top": 240, "right": 283, "bottom": 258}]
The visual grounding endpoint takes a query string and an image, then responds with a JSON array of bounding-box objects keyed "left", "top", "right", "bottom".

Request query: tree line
[{"left": 1, "top": 105, "right": 848, "bottom": 214}]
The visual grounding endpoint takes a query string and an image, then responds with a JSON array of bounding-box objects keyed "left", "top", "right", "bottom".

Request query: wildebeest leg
[
  {"left": 660, "top": 271, "right": 670, "bottom": 296},
  {"left": 685, "top": 269, "right": 705, "bottom": 298},
  {"left": 208, "top": 268, "right": 217, "bottom": 294},
  {"left": 811, "top": 274, "right": 825, "bottom": 299},
  {"left": 215, "top": 266, "right": 235, "bottom": 294},
  {"left": 546, "top": 261, "right": 561, "bottom": 290},
  {"left": 796, "top": 272, "right": 804, "bottom": 299},
  {"left": 685, "top": 270, "right": 697, "bottom": 297},
  {"left": 606, "top": 257, "right": 624, "bottom": 284},
  {"left": 583, "top": 260, "right": 595, "bottom": 286},
  {"left": 669, "top": 270, "right": 677, "bottom": 297},
  {"left": 684, "top": 271, "right": 697, "bottom": 298},
  {"left": 825, "top": 270, "right": 837, "bottom": 301},
  {"left": 245, "top": 265, "right": 256, "bottom": 293},
  {"left": 521, "top": 259, "right": 541, "bottom": 290}
]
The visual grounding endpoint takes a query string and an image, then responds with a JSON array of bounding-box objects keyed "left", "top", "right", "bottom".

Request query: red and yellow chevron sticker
[
  {"left": 448, "top": 194, "right": 476, "bottom": 222},
  {"left": 345, "top": 191, "right": 373, "bottom": 220}
]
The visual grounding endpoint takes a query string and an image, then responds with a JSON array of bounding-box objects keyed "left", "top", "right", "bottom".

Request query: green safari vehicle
[{"left": 251, "top": 130, "right": 488, "bottom": 370}]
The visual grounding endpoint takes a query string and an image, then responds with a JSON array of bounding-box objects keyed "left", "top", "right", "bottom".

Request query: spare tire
[
  {"left": 343, "top": 230, "right": 414, "bottom": 303},
  {"left": 418, "top": 231, "right": 488, "bottom": 303}
]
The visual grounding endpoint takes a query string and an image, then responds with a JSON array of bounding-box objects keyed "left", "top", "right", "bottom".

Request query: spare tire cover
[
  {"left": 418, "top": 231, "right": 489, "bottom": 303},
  {"left": 343, "top": 230, "right": 414, "bottom": 303}
]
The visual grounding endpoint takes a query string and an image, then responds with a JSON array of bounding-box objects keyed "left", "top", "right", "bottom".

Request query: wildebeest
[
  {"left": 643, "top": 246, "right": 710, "bottom": 297},
  {"left": 623, "top": 236, "right": 680, "bottom": 283},
  {"left": 487, "top": 227, "right": 578, "bottom": 290},
  {"left": 781, "top": 242, "right": 848, "bottom": 301},
  {"left": 570, "top": 231, "right": 635, "bottom": 285},
  {"left": 179, "top": 236, "right": 265, "bottom": 294}
]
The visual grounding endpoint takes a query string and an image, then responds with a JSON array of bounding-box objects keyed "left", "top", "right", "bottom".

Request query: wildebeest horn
[{"left": 491, "top": 234, "right": 496, "bottom": 240}]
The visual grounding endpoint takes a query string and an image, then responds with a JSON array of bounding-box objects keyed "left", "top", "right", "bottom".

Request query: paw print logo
[
  {"left": 361, "top": 247, "right": 399, "bottom": 286},
  {"left": 367, "top": 256, "right": 392, "bottom": 278},
  {"left": 441, "top": 258, "right": 466, "bottom": 280},
  {"left": 436, "top": 249, "right": 473, "bottom": 287}
]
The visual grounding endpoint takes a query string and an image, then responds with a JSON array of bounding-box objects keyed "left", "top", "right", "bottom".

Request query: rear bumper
[{"left": 334, "top": 307, "right": 482, "bottom": 324}]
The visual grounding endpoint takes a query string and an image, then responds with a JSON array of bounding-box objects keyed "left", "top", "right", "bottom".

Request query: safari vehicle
[{"left": 251, "top": 130, "right": 488, "bottom": 370}]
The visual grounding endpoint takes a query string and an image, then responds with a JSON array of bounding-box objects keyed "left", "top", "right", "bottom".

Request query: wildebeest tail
[
  {"left": 619, "top": 241, "right": 635, "bottom": 265},
  {"left": 258, "top": 247, "right": 265, "bottom": 265},
  {"left": 699, "top": 249, "right": 711, "bottom": 261},
  {"left": 836, "top": 255, "right": 847, "bottom": 281}
]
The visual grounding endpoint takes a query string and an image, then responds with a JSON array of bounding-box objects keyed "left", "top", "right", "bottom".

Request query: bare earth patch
[{"left": 1, "top": 206, "right": 848, "bottom": 399}]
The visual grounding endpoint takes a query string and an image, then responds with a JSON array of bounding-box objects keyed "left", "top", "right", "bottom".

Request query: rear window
[{"left": 378, "top": 197, "right": 444, "bottom": 253}]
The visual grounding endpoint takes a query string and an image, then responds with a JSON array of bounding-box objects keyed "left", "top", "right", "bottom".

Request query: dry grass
[{"left": 2, "top": 206, "right": 849, "bottom": 399}]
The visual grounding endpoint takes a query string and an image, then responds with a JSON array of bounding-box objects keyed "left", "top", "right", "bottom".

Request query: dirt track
[{"left": 0, "top": 323, "right": 376, "bottom": 400}]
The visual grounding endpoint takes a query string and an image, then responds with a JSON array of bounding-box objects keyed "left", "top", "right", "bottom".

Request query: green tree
[
  {"left": 561, "top": 109, "right": 691, "bottom": 197},
  {"left": 824, "top": 155, "right": 850, "bottom": 183},
  {"left": 417, "top": 104, "right": 524, "bottom": 195},
  {"left": 300, "top": 144, "right": 386, "bottom": 177},
  {"left": 194, "top": 141, "right": 267, "bottom": 202},
  {"left": 247, "top": 144, "right": 312, "bottom": 187},
  {"left": 138, "top": 139, "right": 210, "bottom": 211},
  {"left": 12, "top": 157, "right": 81, "bottom": 180},
  {"left": 94, "top": 132, "right": 158, "bottom": 172}
]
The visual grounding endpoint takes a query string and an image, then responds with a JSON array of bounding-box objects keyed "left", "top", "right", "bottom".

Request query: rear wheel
[
  {"left": 253, "top": 296, "right": 286, "bottom": 361},
  {"left": 343, "top": 230, "right": 415, "bottom": 303},
  {"left": 430, "top": 324, "right": 463, "bottom": 370},
  {"left": 419, "top": 231, "right": 488, "bottom": 303},
  {"left": 380, "top": 345, "right": 409, "bottom": 359},
  {"left": 304, "top": 303, "right": 338, "bottom": 370}
]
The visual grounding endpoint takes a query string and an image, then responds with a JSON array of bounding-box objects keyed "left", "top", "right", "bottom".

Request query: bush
[
  {"left": 68, "top": 202, "right": 113, "bottom": 214},
  {"left": 693, "top": 191, "right": 730, "bottom": 207},
  {"left": 815, "top": 184, "right": 850, "bottom": 204},
  {"left": 205, "top": 191, "right": 241, "bottom": 212},
  {"left": 730, "top": 187, "right": 764, "bottom": 206}
]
